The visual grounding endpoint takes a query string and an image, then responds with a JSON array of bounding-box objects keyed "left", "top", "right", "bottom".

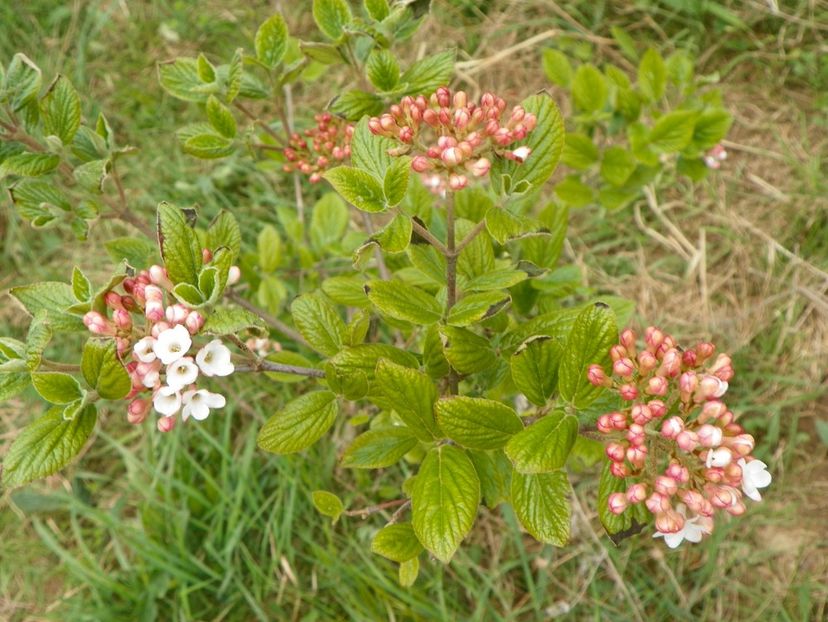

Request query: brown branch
[
  {"left": 452, "top": 219, "right": 487, "bottom": 257},
  {"left": 360, "top": 212, "right": 391, "bottom": 280},
  {"left": 234, "top": 101, "right": 284, "bottom": 146},
  {"left": 109, "top": 161, "right": 154, "bottom": 237},
  {"left": 410, "top": 218, "right": 448, "bottom": 255},
  {"left": 225, "top": 289, "right": 310, "bottom": 349},
  {"left": 235, "top": 359, "right": 325, "bottom": 378},
  {"left": 342, "top": 498, "right": 408, "bottom": 518}
]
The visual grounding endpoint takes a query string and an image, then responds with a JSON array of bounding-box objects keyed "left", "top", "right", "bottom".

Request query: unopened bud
[
  {"left": 227, "top": 266, "right": 241, "bottom": 286},
  {"left": 157, "top": 415, "right": 177, "bottom": 433},
  {"left": 127, "top": 398, "right": 151, "bottom": 424},
  {"left": 676, "top": 430, "right": 699, "bottom": 452},
  {"left": 607, "top": 493, "right": 628, "bottom": 515},
  {"left": 469, "top": 157, "right": 491, "bottom": 177},
  {"left": 613, "top": 357, "right": 636, "bottom": 378},
  {"left": 661, "top": 416, "right": 684, "bottom": 439},
  {"left": 448, "top": 174, "right": 467, "bottom": 191},
  {"left": 185, "top": 311, "right": 204, "bottom": 335},
  {"left": 626, "top": 483, "right": 648, "bottom": 504},
  {"left": 619, "top": 384, "right": 638, "bottom": 401},
  {"left": 646, "top": 375, "right": 669, "bottom": 396},
  {"left": 697, "top": 424, "right": 723, "bottom": 448}
]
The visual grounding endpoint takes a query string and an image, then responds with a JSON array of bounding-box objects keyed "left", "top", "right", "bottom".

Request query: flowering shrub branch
[{"left": 0, "top": 1, "right": 760, "bottom": 587}]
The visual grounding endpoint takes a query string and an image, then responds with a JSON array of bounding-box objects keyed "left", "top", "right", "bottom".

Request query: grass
[{"left": 2, "top": 0, "right": 828, "bottom": 620}]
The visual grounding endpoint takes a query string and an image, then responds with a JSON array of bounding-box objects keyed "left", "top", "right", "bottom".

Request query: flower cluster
[
  {"left": 83, "top": 257, "right": 241, "bottom": 432},
  {"left": 704, "top": 144, "right": 728, "bottom": 169},
  {"left": 282, "top": 112, "right": 354, "bottom": 183},
  {"left": 588, "top": 327, "right": 771, "bottom": 548},
  {"left": 367, "top": 86, "right": 537, "bottom": 192}
]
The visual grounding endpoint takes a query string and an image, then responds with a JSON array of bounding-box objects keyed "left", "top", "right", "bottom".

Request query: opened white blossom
[
  {"left": 653, "top": 505, "right": 710, "bottom": 549},
  {"left": 182, "top": 389, "right": 226, "bottom": 421},
  {"left": 153, "top": 324, "right": 192, "bottom": 365},
  {"left": 133, "top": 336, "right": 157, "bottom": 363},
  {"left": 195, "top": 339, "right": 235, "bottom": 377},
  {"left": 153, "top": 385, "right": 182, "bottom": 416},
  {"left": 738, "top": 458, "right": 772, "bottom": 501},
  {"left": 165, "top": 356, "right": 199, "bottom": 390}
]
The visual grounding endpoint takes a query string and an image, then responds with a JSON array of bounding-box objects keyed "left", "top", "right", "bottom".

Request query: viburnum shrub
[{"left": 0, "top": 1, "right": 765, "bottom": 585}]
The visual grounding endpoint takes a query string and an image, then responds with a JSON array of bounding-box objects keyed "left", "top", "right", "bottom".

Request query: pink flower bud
[
  {"left": 453, "top": 108, "right": 469, "bottom": 129},
  {"left": 113, "top": 309, "right": 132, "bottom": 331},
  {"left": 607, "top": 493, "right": 628, "bottom": 515},
  {"left": 411, "top": 156, "right": 431, "bottom": 172},
  {"left": 698, "top": 375, "right": 728, "bottom": 399},
  {"left": 379, "top": 114, "right": 396, "bottom": 132},
  {"left": 202, "top": 248, "right": 213, "bottom": 264},
  {"left": 726, "top": 433, "right": 755, "bottom": 456},
  {"left": 626, "top": 483, "right": 648, "bottom": 504},
  {"left": 619, "top": 384, "right": 638, "bottom": 401},
  {"left": 654, "top": 475, "right": 678, "bottom": 497},
  {"left": 637, "top": 350, "right": 658, "bottom": 374},
  {"left": 610, "top": 461, "right": 630, "bottom": 478},
  {"left": 509, "top": 146, "right": 531, "bottom": 162},
  {"left": 609, "top": 411, "right": 628, "bottom": 430},
  {"left": 676, "top": 430, "right": 699, "bottom": 452},
  {"left": 626, "top": 423, "right": 645, "bottom": 446},
  {"left": 367, "top": 118, "right": 383, "bottom": 135},
  {"left": 145, "top": 300, "right": 165, "bottom": 323},
  {"left": 644, "top": 326, "right": 664, "bottom": 350},
  {"left": 150, "top": 321, "right": 172, "bottom": 338},
  {"left": 165, "top": 304, "right": 189, "bottom": 324},
  {"left": 84, "top": 311, "right": 115, "bottom": 336},
  {"left": 185, "top": 311, "right": 204, "bottom": 335},
  {"left": 707, "top": 485, "right": 737, "bottom": 509},
  {"left": 726, "top": 500, "right": 746, "bottom": 516},
  {"left": 149, "top": 265, "right": 173, "bottom": 289},
  {"left": 631, "top": 403, "right": 652, "bottom": 425},
  {"left": 144, "top": 285, "right": 164, "bottom": 303},
  {"left": 659, "top": 349, "right": 681, "bottom": 377},
  {"left": 682, "top": 349, "right": 698, "bottom": 367},
  {"left": 697, "top": 424, "right": 723, "bottom": 448},
  {"left": 606, "top": 442, "right": 626, "bottom": 463},
  {"left": 469, "top": 157, "right": 491, "bottom": 177},
  {"left": 666, "top": 461, "right": 690, "bottom": 483},
  {"left": 597, "top": 414, "right": 613, "bottom": 434},
  {"left": 661, "top": 417, "right": 684, "bottom": 439},
  {"left": 646, "top": 492, "right": 671, "bottom": 514},
  {"left": 655, "top": 510, "right": 684, "bottom": 534},
  {"left": 127, "top": 398, "right": 151, "bottom": 424},
  {"left": 678, "top": 489, "right": 706, "bottom": 514},
  {"left": 309, "top": 173, "right": 322, "bottom": 183},
  {"left": 679, "top": 371, "right": 698, "bottom": 395},
  {"left": 613, "top": 357, "right": 636, "bottom": 378},
  {"left": 157, "top": 415, "right": 177, "bottom": 433},
  {"left": 646, "top": 375, "right": 668, "bottom": 396},
  {"left": 441, "top": 147, "right": 463, "bottom": 166},
  {"left": 619, "top": 328, "right": 636, "bottom": 352},
  {"left": 696, "top": 342, "right": 716, "bottom": 362},
  {"left": 648, "top": 400, "right": 667, "bottom": 418},
  {"left": 227, "top": 266, "right": 241, "bottom": 286},
  {"left": 609, "top": 345, "right": 627, "bottom": 362},
  {"left": 626, "top": 445, "right": 647, "bottom": 468},
  {"left": 105, "top": 291, "right": 124, "bottom": 310},
  {"left": 448, "top": 174, "right": 467, "bottom": 191},
  {"left": 436, "top": 86, "right": 451, "bottom": 108},
  {"left": 587, "top": 364, "right": 609, "bottom": 387}
]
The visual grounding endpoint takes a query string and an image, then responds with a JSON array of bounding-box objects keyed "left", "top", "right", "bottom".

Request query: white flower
[
  {"left": 165, "top": 356, "right": 199, "bottom": 390},
  {"left": 153, "top": 386, "right": 182, "bottom": 416},
  {"left": 133, "top": 337, "right": 157, "bottom": 363},
  {"left": 195, "top": 339, "right": 235, "bottom": 377},
  {"left": 153, "top": 324, "right": 192, "bottom": 365},
  {"left": 182, "top": 389, "right": 226, "bottom": 421},
  {"left": 142, "top": 364, "right": 161, "bottom": 388},
  {"left": 653, "top": 505, "right": 710, "bottom": 549},
  {"left": 738, "top": 458, "right": 772, "bottom": 501}
]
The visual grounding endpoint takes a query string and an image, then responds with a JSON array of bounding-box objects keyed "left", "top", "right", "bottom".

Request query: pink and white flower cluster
[
  {"left": 704, "top": 143, "right": 728, "bottom": 169},
  {"left": 588, "top": 327, "right": 771, "bottom": 548},
  {"left": 368, "top": 86, "right": 537, "bottom": 192},
  {"left": 282, "top": 112, "right": 354, "bottom": 183},
  {"left": 83, "top": 257, "right": 240, "bottom": 432}
]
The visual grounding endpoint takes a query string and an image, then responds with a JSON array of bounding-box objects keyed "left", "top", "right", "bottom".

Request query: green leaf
[
  {"left": 70, "top": 267, "right": 91, "bottom": 302},
  {"left": 637, "top": 48, "right": 666, "bottom": 102},
  {"left": 311, "top": 490, "right": 344, "bottom": 522},
  {"left": 313, "top": 0, "right": 353, "bottom": 40},
  {"left": 611, "top": 26, "right": 639, "bottom": 61},
  {"left": 511, "top": 470, "right": 570, "bottom": 546},
  {"left": 383, "top": 156, "right": 410, "bottom": 207},
  {"left": 5, "top": 53, "right": 42, "bottom": 111},
  {"left": 600, "top": 147, "right": 637, "bottom": 187},
  {"left": 322, "top": 276, "right": 370, "bottom": 307},
  {"left": 649, "top": 110, "right": 698, "bottom": 153},
  {"left": 555, "top": 175, "right": 594, "bottom": 207},
  {"left": 81, "top": 338, "right": 131, "bottom": 400},
  {"left": 226, "top": 48, "right": 243, "bottom": 103},
  {"left": 31, "top": 372, "right": 83, "bottom": 405},
  {"left": 492, "top": 93, "right": 564, "bottom": 194},
  {"left": 0, "top": 372, "right": 30, "bottom": 401},
  {"left": 202, "top": 307, "right": 266, "bottom": 335},
  {"left": 0, "top": 152, "right": 60, "bottom": 177},
  {"left": 173, "top": 282, "right": 204, "bottom": 306},
  {"left": 447, "top": 291, "right": 510, "bottom": 327},
  {"left": 466, "top": 269, "right": 528, "bottom": 292},
  {"left": 329, "top": 344, "right": 418, "bottom": 378},
  {"left": 157, "top": 202, "right": 202, "bottom": 286},
  {"left": 572, "top": 64, "right": 607, "bottom": 113},
  {"left": 374, "top": 359, "right": 440, "bottom": 441},
  {"left": 505, "top": 411, "right": 578, "bottom": 474},
  {"left": 182, "top": 132, "right": 235, "bottom": 158},
  {"left": 561, "top": 133, "right": 599, "bottom": 170},
  {"left": 258, "top": 391, "right": 339, "bottom": 454},
  {"left": 468, "top": 450, "right": 512, "bottom": 508},
  {"left": 330, "top": 90, "right": 385, "bottom": 121},
  {"left": 692, "top": 109, "right": 732, "bottom": 150},
  {"left": 373, "top": 213, "right": 412, "bottom": 253},
  {"left": 435, "top": 397, "right": 522, "bottom": 450},
  {"left": 342, "top": 427, "right": 419, "bottom": 468},
  {"left": 73, "top": 158, "right": 110, "bottom": 192},
  {"left": 207, "top": 211, "right": 241, "bottom": 262},
  {"left": 367, "top": 49, "right": 400, "bottom": 91},
  {"left": 41, "top": 75, "right": 81, "bottom": 144},
  {"left": 399, "top": 50, "right": 455, "bottom": 96},
  {"left": 158, "top": 58, "right": 208, "bottom": 103},
  {"left": 439, "top": 325, "right": 497, "bottom": 375},
  {"left": 350, "top": 117, "right": 395, "bottom": 180},
  {"left": 324, "top": 166, "right": 386, "bottom": 213},
  {"left": 364, "top": 0, "right": 390, "bottom": 20},
  {"left": 196, "top": 53, "right": 216, "bottom": 82},
  {"left": 104, "top": 237, "right": 155, "bottom": 269},
  {"left": 542, "top": 49, "right": 572, "bottom": 87},
  {"left": 2, "top": 404, "right": 97, "bottom": 488},
  {"left": 365, "top": 279, "right": 442, "bottom": 324},
  {"left": 558, "top": 303, "right": 617, "bottom": 408},
  {"left": 257, "top": 224, "right": 283, "bottom": 272},
  {"left": 411, "top": 445, "right": 480, "bottom": 562},
  {"left": 399, "top": 557, "right": 419, "bottom": 586},
  {"left": 372, "top": 523, "right": 423, "bottom": 562},
  {"left": 10, "top": 282, "right": 82, "bottom": 332},
  {"left": 205, "top": 95, "right": 237, "bottom": 138},
  {"left": 299, "top": 41, "right": 345, "bottom": 65},
  {"left": 291, "top": 293, "right": 347, "bottom": 357},
  {"left": 510, "top": 335, "right": 562, "bottom": 406},
  {"left": 310, "top": 193, "right": 349, "bottom": 252},
  {"left": 255, "top": 13, "right": 289, "bottom": 68}
]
